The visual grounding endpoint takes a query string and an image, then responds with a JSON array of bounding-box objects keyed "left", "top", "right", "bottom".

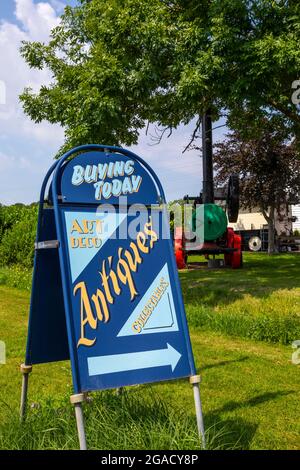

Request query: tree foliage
[
  {"left": 20, "top": 0, "right": 300, "bottom": 156},
  {"left": 215, "top": 124, "right": 300, "bottom": 211},
  {"left": 214, "top": 118, "right": 300, "bottom": 251}
]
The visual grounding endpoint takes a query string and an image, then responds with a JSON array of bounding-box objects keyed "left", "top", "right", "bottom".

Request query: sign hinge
[{"left": 34, "top": 240, "right": 60, "bottom": 250}]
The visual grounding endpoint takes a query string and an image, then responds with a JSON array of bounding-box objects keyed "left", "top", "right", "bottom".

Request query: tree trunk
[
  {"left": 267, "top": 206, "right": 276, "bottom": 255},
  {"left": 262, "top": 206, "right": 276, "bottom": 254}
]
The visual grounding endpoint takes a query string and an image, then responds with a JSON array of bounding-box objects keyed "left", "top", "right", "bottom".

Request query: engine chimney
[{"left": 202, "top": 111, "right": 214, "bottom": 204}]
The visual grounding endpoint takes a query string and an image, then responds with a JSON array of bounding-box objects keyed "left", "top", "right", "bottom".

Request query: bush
[
  {"left": 0, "top": 204, "right": 30, "bottom": 241},
  {"left": 0, "top": 205, "right": 38, "bottom": 268}
]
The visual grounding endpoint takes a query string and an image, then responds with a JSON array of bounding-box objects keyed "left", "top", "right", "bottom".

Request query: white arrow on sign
[{"left": 87, "top": 343, "right": 182, "bottom": 377}]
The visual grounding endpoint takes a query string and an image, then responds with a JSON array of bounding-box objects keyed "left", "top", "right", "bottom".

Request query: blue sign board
[{"left": 25, "top": 145, "right": 196, "bottom": 394}]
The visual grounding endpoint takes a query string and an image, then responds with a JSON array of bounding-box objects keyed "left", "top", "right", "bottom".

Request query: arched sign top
[{"left": 53, "top": 145, "right": 165, "bottom": 205}]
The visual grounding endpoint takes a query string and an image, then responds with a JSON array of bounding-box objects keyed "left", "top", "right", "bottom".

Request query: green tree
[{"left": 20, "top": 0, "right": 300, "bottom": 156}]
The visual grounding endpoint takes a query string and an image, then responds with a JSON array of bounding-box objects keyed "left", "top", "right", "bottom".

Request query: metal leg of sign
[
  {"left": 190, "top": 375, "right": 206, "bottom": 449},
  {"left": 70, "top": 393, "right": 87, "bottom": 450},
  {"left": 115, "top": 387, "right": 123, "bottom": 396},
  {"left": 20, "top": 364, "right": 32, "bottom": 422}
]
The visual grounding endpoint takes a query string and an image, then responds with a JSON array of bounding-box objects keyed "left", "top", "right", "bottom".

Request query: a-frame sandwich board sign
[{"left": 21, "top": 144, "right": 205, "bottom": 449}]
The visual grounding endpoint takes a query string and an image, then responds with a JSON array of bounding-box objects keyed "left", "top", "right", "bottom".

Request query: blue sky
[{"left": 0, "top": 0, "right": 227, "bottom": 204}]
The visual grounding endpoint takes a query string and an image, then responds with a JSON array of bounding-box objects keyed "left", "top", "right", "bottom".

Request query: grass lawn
[
  {"left": 0, "top": 253, "right": 299, "bottom": 449},
  {"left": 183, "top": 252, "right": 300, "bottom": 344}
]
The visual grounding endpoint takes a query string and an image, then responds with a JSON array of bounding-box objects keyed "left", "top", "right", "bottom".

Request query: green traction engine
[{"left": 174, "top": 113, "right": 242, "bottom": 269}]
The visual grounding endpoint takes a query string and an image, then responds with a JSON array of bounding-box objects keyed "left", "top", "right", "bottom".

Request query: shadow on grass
[
  {"left": 204, "top": 390, "right": 296, "bottom": 450},
  {"left": 201, "top": 356, "right": 250, "bottom": 372},
  {"left": 213, "top": 390, "right": 295, "bottom": 415},
  {"left": 204, "top": 417, "right": 258, "bottom": 450}
]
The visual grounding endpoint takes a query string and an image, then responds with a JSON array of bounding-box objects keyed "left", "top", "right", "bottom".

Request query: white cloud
[
  {"left": 0, "top": 0, "right": 65, "bottom": 204},
  {"left": 15, "top": 0, "right": 60, "bottom": 41},
  {"left": 0, "top": 1, "right": 63, "bottom": 143}
]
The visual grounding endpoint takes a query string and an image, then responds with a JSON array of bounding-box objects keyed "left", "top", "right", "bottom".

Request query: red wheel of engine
[
  {"left": 231, "top": 233, "right": 242, "bottom": 268},
  {"left": 224, "top": 228, "right": 234, "bottom": 266},
  {"left": 225, "top": 228, "right": 242, "bottom": 268},
  {"left": 174, "top": 227, "right": 187, "bottom": 269}
]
